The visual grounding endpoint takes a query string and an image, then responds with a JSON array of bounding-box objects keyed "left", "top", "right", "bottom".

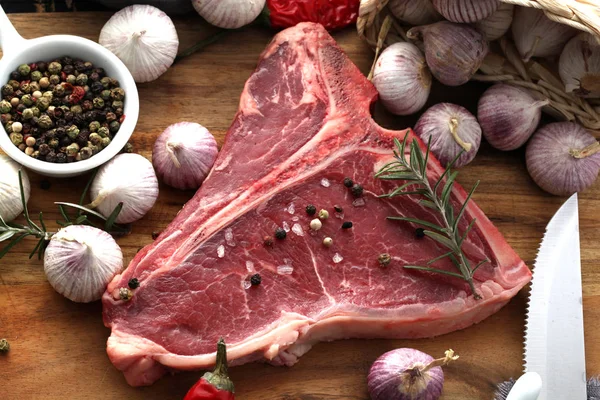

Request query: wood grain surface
[{"left": 1, "top": 12, "right": 599, "bottom": 400}]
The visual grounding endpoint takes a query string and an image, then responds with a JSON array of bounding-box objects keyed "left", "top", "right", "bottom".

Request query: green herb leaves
[{"left": 376, "top": 134, "right": 487, "bottom": 299}]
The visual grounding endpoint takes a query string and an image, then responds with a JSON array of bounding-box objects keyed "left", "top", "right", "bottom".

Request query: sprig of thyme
[
  {"left": 0, "top": 169, "right": 128, "bottom": 260},
  {"left": 376, "top": 134, "right": 488, "bottom": 299}
]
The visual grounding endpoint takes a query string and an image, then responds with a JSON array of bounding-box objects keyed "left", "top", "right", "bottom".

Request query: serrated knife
[{"left": 520, "top": 193, "right": 587, "bottom": 400}]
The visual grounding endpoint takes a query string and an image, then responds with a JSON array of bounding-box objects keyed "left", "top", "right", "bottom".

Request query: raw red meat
[{"left": 102, "top": 22, "right": 531, "bottom": 386}]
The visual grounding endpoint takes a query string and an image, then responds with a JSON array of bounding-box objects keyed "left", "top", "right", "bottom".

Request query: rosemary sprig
[{"left": 376, "top": 134, "right": 488, "bottom": 299}]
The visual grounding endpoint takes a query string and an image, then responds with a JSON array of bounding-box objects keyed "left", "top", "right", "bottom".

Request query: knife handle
[{"left": 506, "top": 372, "right": 542, "bottom": 400}]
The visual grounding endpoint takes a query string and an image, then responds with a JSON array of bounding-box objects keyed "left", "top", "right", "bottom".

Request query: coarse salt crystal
[
  {"left": 333, "top": 253, "right": 343, "bottom": 263},
  {"left": 217, "top": 245, "right": 225, "bottom": 258},
  {"left": 283, "top": 221, "right": 290, "bottom": 232},
  {"left": 292, "top": 216, "right": 299, "bottom": 222},
  {"left": 334, "top": 211, "right": 344, "bottom": 219},
  {"left": 352, "top": 198, "right": 366, "bottom": 207},
  {"left": 277, "top": 265, "right": 294, "bottom": 275},
  {"left": 225, "top": 228, "right": 236, "bottom": 247},
  {"left": 287, "top": 203, "right": 295, "bottom": 214},
  {"left": 291, "top": 223, "right": 304, "bottom": 236},
  {"left": 243, "top": 280, "right": 251, "bottom": 290},
  {"left": 320, "top": 178, "right": 330, "bottom": 187},
  {"left": 246, "top": 260, "right": 255, "bottom": 272}
]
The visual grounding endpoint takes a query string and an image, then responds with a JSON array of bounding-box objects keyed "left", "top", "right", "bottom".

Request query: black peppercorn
[
  {"left": 10, "top": 71, "right": 20, "bottom": 81},
  {"left": 45, "top": 151, "right": 57, "bottom": 163},
  {"left": 151, "top": 231, "right": 161, "bottom": 240},
  {"left": 343, "top": 177, "right": 354, "bottom": 187},
  {"left": 91, "top": 81, "right": 104, "bottom": 93},
  {"left": 263, "top": 235, "right": 274, "bottom": 247},
  {"left": 342, "top": 221, "right": 353, "bottom": 229},
  {"left": 128, "top": 278, "right": 140, "bottom": 289},
  {"left": 250, "top": 274, "right": 262, "bottom": 286},
  {"left": 56, "top": 152, "right": 66, "bottom": 163},
  {"left": 40, "top": 179, "right": 51, "bottom": 190},
  {"left": 275, "top": 228, "right": 287, "bottom": 240},
  {"left": 334, "top": 205, "right": 343, "bottom": 213},
  {"left": 415, "top": 228, "right": 425, "bottom": 239},
  {"left": 306, "top": 205, "right": 317, "bottom": 215},
  {"left": 351, "top": 184, "right": 363, "bottom": 197}
]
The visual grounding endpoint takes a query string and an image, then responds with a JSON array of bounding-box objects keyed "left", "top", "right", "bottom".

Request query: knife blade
[{"left": 524, "top": 193, "right": 587, "bottom": 400}]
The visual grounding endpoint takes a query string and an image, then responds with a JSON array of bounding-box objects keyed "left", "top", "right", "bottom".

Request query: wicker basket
[{"left": 357, "top": 0, "right": 600, "bottom": 132}]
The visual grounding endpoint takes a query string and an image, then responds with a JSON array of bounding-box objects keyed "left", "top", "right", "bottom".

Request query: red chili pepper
[
  {"left": 183, "top": 339, "right": 235, "bottom": 400},
  {"left": 265, "top": 0, "right": 360, "bottom": 30}
]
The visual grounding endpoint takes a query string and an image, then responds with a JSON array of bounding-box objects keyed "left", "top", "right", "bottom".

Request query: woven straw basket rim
[{"left": 357, "top": 0, "right": 600, "bottom": 131}]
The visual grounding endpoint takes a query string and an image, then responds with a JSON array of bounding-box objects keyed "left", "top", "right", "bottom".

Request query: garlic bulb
[
  {"left": 526, "top": 122, "right": 600, "bottom": 196},
  {"left": 414, "top": 103, "right": 482, "bottom": 168},
  {"left": 0, "top": 155, "right": 30, "bottom": 223},
  {"left": 192, "top": 0, "right": 266, "bottom": 29},
  {"left": 372, "top": 42, "right": 431, "bottom": 116},
  {"left": 388, "top": 0, "right": 442, "bottom": 26},
  {"left": 90, "top": 154, "right": 159, "bottom": 224},
  {"left": 44, "top": 225, "right": 123, "bottom": 303},
  {"left": 474, "top": 3, "right": 514, "bottom": 41},
  {"left": 478, "top": 84, "right": 548, "bottom": 151},
  {"left": 559, "top": 33, "right": 600, "bottom": 98},
  {"left": 408, "top": 22, "right": 488, "bottom": 86},
  {"left": 153, "top": 122, "right": 219, "bottom": 190},
  {"left": 512, "top": 7, "right": 577, "bottom": 62},
  {"left": 99, "top": 5, "right": 179, "bottom": 83},
  {"left": 432, "top": 0, "right": 499, "bottom": 23}
]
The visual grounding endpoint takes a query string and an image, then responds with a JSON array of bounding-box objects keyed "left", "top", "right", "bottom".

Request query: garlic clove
[
  {"left": 473, "top": 2, "right": 514, "bottom": 41},
  {"left": 372, "top": 42, "right": 431, "bottom": 116},
  {"left": 559, "top": 33, "right": 600, "bottom": 98},
  {"left": 414, "top": 102, "right": 482, "bottom": 168},
  {"left": 99, "top": 5, "right": 179, "bottom": 83},
  {"left": 526, "top": 122, "right": 600, "bottom": 196},
  {"left": 511, "top": 7, "right": 577, "bottom": 62},
  {"left": 388, "top": 0, "right": 443, "bottom": 26},
  {"left": 90, "top": 154, "right": 159, "bottom": 224},
  {"left": 0, "top": 155, "right": 30, "bottom": 223},
  {"left": 152, "top": 122, "right": 219, "bottom": 190},
  {"left": 44, "top": 225, "right": 123, "bottom": 303},
  {"left": 192, "top": 0, "right": 266, "bottom": 29},
  {"left": 432, "top": 0, "right": 499, "bottom": 23},
  {"left": 408, "top": 21, "right": 488, "bottom": 87},
  {"left": 478, "top": 83, "right": 548, "bottom": 151}
]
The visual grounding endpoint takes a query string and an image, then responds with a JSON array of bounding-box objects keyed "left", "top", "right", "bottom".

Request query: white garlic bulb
[
  {"left": 474, "top": 3, "right": 514, "bottom": 41},
  {"left": 90, "top": 154, "right": 159, "bottom": 224},
  {"left": 388, "top": 0, "right": 442, "bottom": 26},
  {"left": 512, "top": 7, "right": 577, "bottom": 62},
  {"left": 153, "top": 122, "right": 219, "bottom": 190},
  {"left": 372, "top": 42, "right": 431, "bottom": 116},
  {"left": 99, "top": 5, "right": 179, "bottom": 83},
  {"left": 559, "top": 33, "right": 600, "bottom": 98},
  {"left": 44, "top": 225, "right": 123, "bottom": 303},
  {"left": 192, "top": 0, "right": 266, "bottom": 29},
  {"left": 0, "top": 155, "right": 30, "bottom": 223}
]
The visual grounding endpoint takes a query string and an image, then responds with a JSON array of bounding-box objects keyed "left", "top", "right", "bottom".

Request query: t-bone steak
[{"left": 102, "top": 22, "right": 532, "bottom": 386}]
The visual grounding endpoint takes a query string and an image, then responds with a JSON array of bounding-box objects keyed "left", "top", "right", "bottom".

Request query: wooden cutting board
[{"left": 1, "top": 12, "right": 599, "bottom": 400}]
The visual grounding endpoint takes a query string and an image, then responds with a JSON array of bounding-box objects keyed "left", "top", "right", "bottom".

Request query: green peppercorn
[
  {"left": 9, "top": 132, "right": 23, "bottom": 146},
  {"left": 80, "top": 147, "right": 93, "bottom": 160},
  {"left": 20, "top": 82, "right": 31, "bottom": 94},
  {"left": 4, "top": 123, "right": 13, "bottom": 134},
  {"left": 0, "top": 100, "right": 11, "bottom": 113},
  {"left": 53, "top": 84, "right": 65, "bottom": 97},
  {"left": 100, "top": 77, "right": 111, "bottom": 89},
  {"left": 105, "top": 112, "right": 117, "bottom": 122},
  {"left": 109, "top": 121, "right": 120, "bottom": 133},
  {"left": 122, "top": 142, "right": 133, "bottom": 153},
  {"left": 101, "top": 137, "right": 111, "bottom": 148},
  {"left": 31, "top": 107, "right": 40, "bottom": 117},
  {"left": 20, "top": 94, "right": 33, "bottom": 107},
  {"left": 110, "top": 88, "right": 125, "bottom": 101},
  {"left": 49, "top": 75, "right": 60, "bottom": 85},
  {"left": 76, "top": 74, "right": 88, "bottom": 86},
  {"left": 30, "top": 70, "right": 42, "bottom": 82},
  {"left": 97, "top": 127, "right": 109, "bottom": 138},
  {"left": 100, "top": 89, "right": 111, "bottom": 101},
  {"left": 48, "top": 62, "right": 62, "bottom": 75},
  {"left": 22, "top": 108, "right": 34, "bottom": 120},
  {"left": 1, "top": 84, "right": 14, "bottom": 96},
  {"left": 37, "top": 115, "right": 53, "bottom": 129},
  {"left": 37, "top": 97, "right": 50, "bottom": 111},
  {"left": 0, "top": 338, "right": 9, "bottom": 353},
  {"left": 89, "top": 133, "right": 102, "bottom": 146},
  {"left": 112, "top": 100, "right": 124, "bottom": 110},
  {"left": 48, "top": 138, "right": 59, "bottom": 149},
  {"left": 89, "top": 144, "right": 100, "bottom": 154},
  {"left": 93, "top": 97, "right": 104, "bottom": 109},
  {"left": 7, "top": 80, "right": 19, "bottom": 91},
  {"left": 30, "top": 81, "right": 41, "bottom": 92},
  {"left": 89, "top": 121, "right": 100, "bottom": 132},
  {"left": 45, "top": 128, "right": 56, "bottom": 139},
  {"left": 66, "top": 74, "right": 76, "bottom": 85},
  {"left": 66, "top": 125, "right": 80, "bottom": 139},
  {"left": 39, "top": 77, "right": 50, "bottom": 89},
  {"left": 31, "top": 150, "right": 40, "bottom": 159},
  {"left": 66, "top": 143, "right": 80, "bottom": 156},
  {"left": 42, "top": 91, "right": 53, "bottom": 100},
  {"left": 17, "top": 63, "right": 31, "bottom": 76},
  {"left": 70, "top": 104, "right": 83, "bottom": 115}
]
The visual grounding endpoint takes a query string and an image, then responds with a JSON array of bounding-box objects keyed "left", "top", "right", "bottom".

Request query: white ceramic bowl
[{"left": 0, "top": 6, "right": 139, "bottom": 177}]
